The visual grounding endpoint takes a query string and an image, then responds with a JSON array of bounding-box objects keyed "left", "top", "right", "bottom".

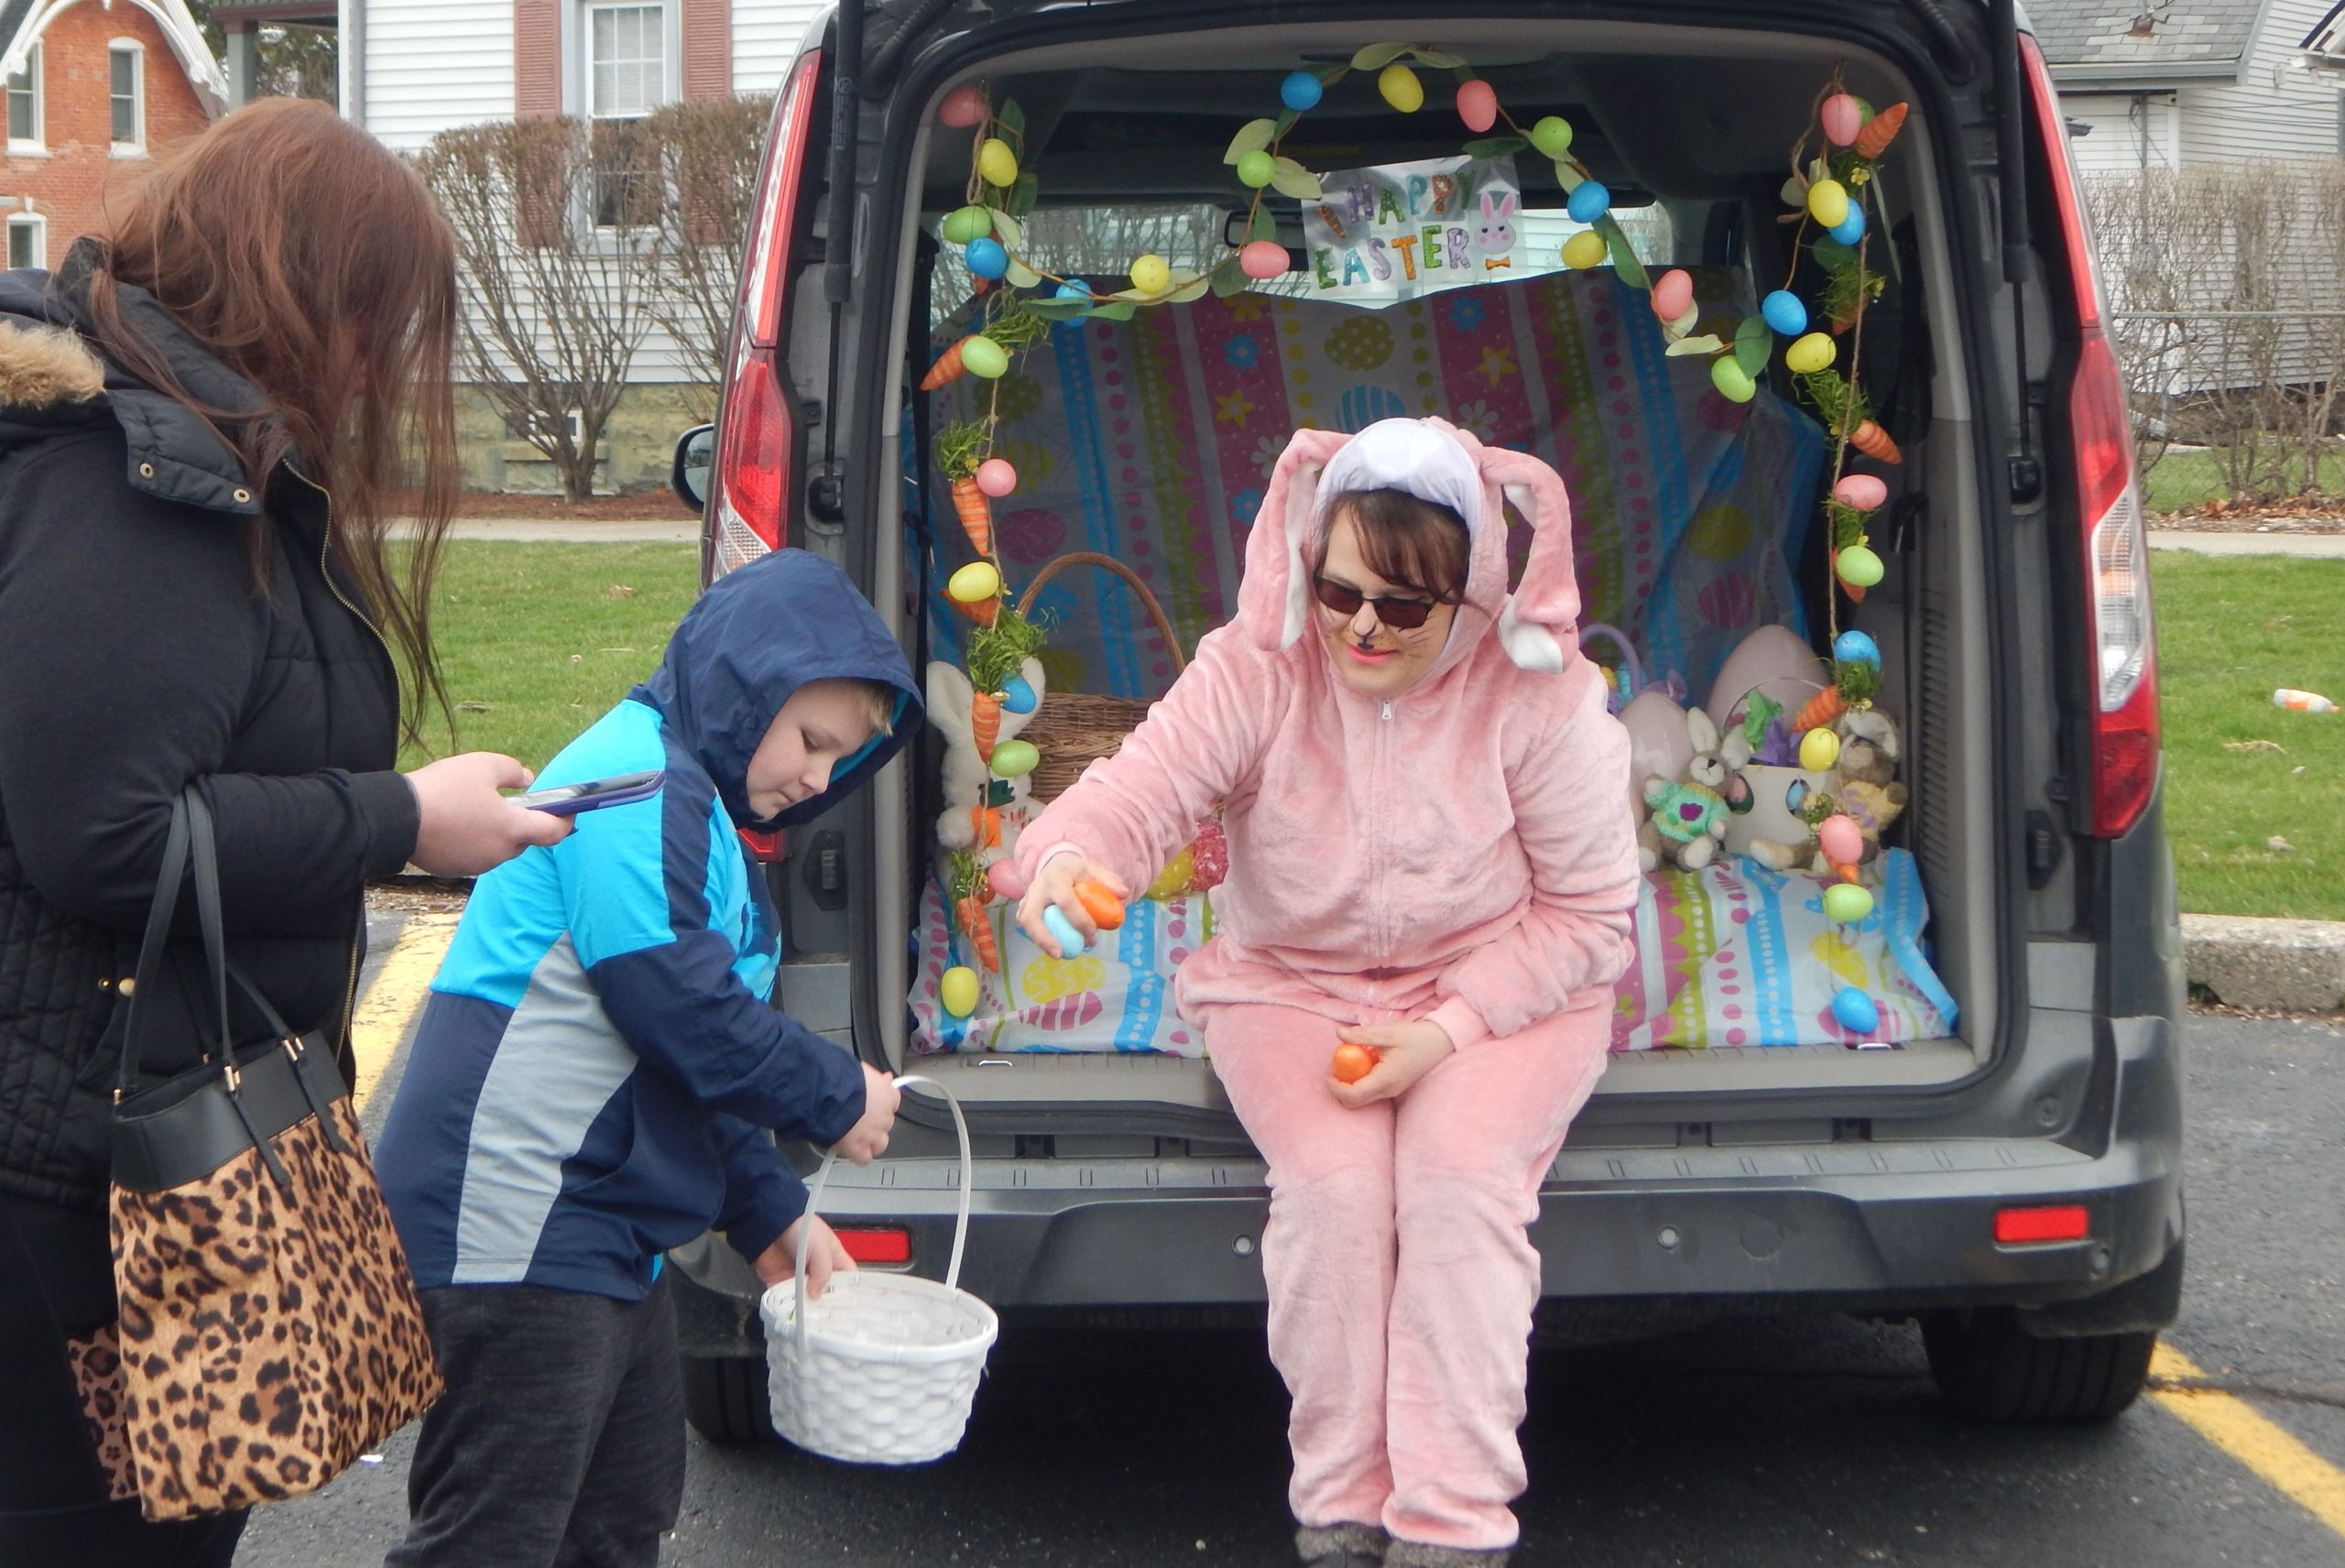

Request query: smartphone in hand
[{"left": 518, "top": 770, "right": 665, "bottom": 815}]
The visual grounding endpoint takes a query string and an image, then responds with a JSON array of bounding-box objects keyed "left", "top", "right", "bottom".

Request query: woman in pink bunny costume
[{"left": 1012, "top": 419, "right": 1639, "bottom": 1568}]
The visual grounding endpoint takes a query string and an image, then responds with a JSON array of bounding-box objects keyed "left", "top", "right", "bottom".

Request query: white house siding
[
  {"left": 358, "top": 0, "right": 516, "bottom": 154},
  {"left": 731, "top": 0, "right": 821, "bottom": 94},
  {"left": 2063, "top": 92, "right": 2180, "bottom": 173},
  {"left": 2176, "top": 0, "right": 2342, "bottom": 163}
]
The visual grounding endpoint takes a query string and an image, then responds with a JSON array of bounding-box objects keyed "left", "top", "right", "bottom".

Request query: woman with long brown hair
[{"left": 0, "top": 97, "right": 564, "bottom": 1563}]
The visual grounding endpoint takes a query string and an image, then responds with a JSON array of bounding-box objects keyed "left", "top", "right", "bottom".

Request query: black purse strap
[{"left": 118, "top": 795, "right": 195, "bottom": 1099}]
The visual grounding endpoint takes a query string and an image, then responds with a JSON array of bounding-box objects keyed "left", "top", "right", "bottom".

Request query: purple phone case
[{"left": 523, "top": 771, "right": 665, "bottom": 816}]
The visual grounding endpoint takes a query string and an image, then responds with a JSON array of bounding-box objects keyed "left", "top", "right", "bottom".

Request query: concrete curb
[{"left": 2181, "top": 914, "right": 2345, "bottom": 1013}]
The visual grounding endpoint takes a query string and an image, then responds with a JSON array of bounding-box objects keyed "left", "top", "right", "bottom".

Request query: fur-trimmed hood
[{"left": 0, "top": 317, "right": 105, "bottom": 411}]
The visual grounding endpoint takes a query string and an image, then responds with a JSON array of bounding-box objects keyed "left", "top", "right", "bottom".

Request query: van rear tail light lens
[
  {"left": 834, "top": 1227, "right": 913, "bottom": 1266},
  {"left": 1995, "top": 1204, "right": 2090, "bottom": 1245}
]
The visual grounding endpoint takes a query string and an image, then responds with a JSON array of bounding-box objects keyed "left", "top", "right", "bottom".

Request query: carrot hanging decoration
[
  {"left": 971, "top": 690, "right": 1002, "bottom": 756},
  {"left": 1853, "top": 102, "right": 1908, "bottom": 161},
  {"left": 922, "top": 336, "right": 976, "bottom": 391},
  {"left": 1794, "top": 684, "right": 1850, "bottom": 733},
  {"left": 1849, "top": 419, "right": 1902, "bottom": 464},
  {"left": 950, "top": 475, "right": 994, "bottom": 554},
  {"left": 957, "top": 893, "right": 1000, "bottom": 972}
]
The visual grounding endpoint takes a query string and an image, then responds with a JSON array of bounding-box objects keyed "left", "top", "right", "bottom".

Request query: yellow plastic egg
[
  {"left": 976, "top": 137, "right": 1020, "bottom": 188},
  {"left": 1378, "top": 62, "right": 1424, "bottom": 113},
  {"left": 940, "top": 965, "right": 979, "bottom": 1018},
  {"left": 947, "top": 561, "right": 1002, "bottom": 604},
  {"left": 1562, "top": 230, "right": 1609, "bottom": 270},
  {"left": 1807, "top": 178, "right": 1849, "bottom": 227},
  {"left": 1129, "top": 253, "right": 1171, "bottom": 294},
  {"left": 1799, "top": 726, "right": 1842, "bottom": 772},
  {"left": 1785, "top": 332, "right": 1837, "bottom": 375}
]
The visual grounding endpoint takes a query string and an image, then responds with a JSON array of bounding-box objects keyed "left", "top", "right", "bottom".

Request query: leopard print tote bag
[{"left": 104, "top": 791, "right": 442, "bottom": 1520}]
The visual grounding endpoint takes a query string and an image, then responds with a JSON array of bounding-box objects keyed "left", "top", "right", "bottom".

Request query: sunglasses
[{"left": 1311, "top": 576, "right": 1442, "bottom": 631}]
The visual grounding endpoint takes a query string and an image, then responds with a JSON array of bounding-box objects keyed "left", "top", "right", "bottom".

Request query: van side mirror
[{"left": 671, "top": 425, "right": 714, "bottom": 513}]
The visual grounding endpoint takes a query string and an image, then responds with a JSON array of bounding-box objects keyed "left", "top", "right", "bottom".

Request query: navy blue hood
[{"left": 631, "top": 550, "right": 922, "bottom": 830}]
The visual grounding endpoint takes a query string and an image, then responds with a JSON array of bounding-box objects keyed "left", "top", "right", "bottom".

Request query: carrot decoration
[
  {"left": 971, "top": 691, "right": 1002, "bottom": 756},
  {"left": 968, "top": 806, "right": 1001, "bottom": 849},
  {"left": 948, "top": 593, "right": 998, "bottom": 628},
  {"left": 1849, "top": 419, "right": 1902, "bottom": 464},
  {"left": 1853, "top": 102, "right": 1908, "bottom": 160},
  {"left": 950, "top": 476, "right": 994, "bottom": 554},
  {"left": 1829, "top": 550, "right": 1869, "bottom": 606},
  {"left": 955, "top": 893, "right": 1000, "bottom": 972},
  {"left": 922, "top": 337, "right": 974, "bottom": 391},
  {"left": 1794, "top": 684, "right": 1849, "bottom": 733}
]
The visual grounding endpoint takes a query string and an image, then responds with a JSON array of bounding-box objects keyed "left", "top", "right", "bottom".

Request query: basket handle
[
  {"left": 793, "top": 1073, "right": 974, "bottom": 1344},
  {"left": 1577, "top": 622, "right": 1643, "bottom": 696},
  {"left": 1014, "top": 551, "right": 1190, "bottom": 675}
]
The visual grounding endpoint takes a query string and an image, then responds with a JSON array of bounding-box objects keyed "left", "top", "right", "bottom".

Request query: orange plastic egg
[
  {"left": 1331, "top": 1041, "right": 1380, "bottom": 1084},
  {"left": 1074, "top": 880, "right": 1127, "bottom": 930}
]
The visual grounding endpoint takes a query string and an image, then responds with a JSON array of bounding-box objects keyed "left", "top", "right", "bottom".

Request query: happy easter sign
[{"left": 1301, "top": 155, "right": 1522, "bottom": 304}]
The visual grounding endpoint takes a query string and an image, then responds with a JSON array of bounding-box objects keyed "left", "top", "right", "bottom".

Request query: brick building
[{"left": 2, "top": 0, "right": 226, "bottom": 270}]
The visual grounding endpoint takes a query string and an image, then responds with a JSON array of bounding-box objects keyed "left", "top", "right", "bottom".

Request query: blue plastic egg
[
  {"left": 1000, "top": 673, "right": 1038, "bottom": 714},
  {"left": 1833, "top": 629, "right": 1881, "bottom": 668},
  {"left": 1827, "top": 206, "right": 1867, "bottom": 245},
  {"left": 1831, "top": 986, "right": 1881, "bottom": 1035},
  {"left": 1761, "top": 289, "right": 1809, "bottom": 336},
  {"left": 1053, "top": 280, "right": 1093, "bottom": 319},
  {"left": 1281, "top": 71, "right": 1324, "bottom": 111},
  {"left": 1565, "top": 180, "right": 1611, "bottom": 224},
  {"left": 965, "top": 237, "right": 1009, "bottom": 280},
  {"left": 1042, "top": 904, "right": 1087, "bottom": 958}
]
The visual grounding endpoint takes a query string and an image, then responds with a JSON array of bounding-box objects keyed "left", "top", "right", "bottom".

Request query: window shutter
[
  {"left": 682, "top": 0, "right": 730, "bottom": 100},
  {"left": 515, "top": 0, "right": 561, "bottom": 120}
]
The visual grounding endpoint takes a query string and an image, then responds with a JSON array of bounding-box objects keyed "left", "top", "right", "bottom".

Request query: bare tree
[
  {"left": 419, "top": 117, "right": 662, "bottom": 501},
  {"left": 640, "top": 94, "right": 773, "bottom": 424}
]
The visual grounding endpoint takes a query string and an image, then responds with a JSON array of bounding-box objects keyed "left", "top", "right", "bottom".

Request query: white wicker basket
[{"left": 758, "top": 1075, "right": 998, "bottom": 1465}]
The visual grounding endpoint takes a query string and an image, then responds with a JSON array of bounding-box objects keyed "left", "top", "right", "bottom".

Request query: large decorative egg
[
  {"left": 1565, "top": 181, "right": 1611, "bottom": 223},
  {"left": 1281, "top": 71, "right": 1323, "bottom": 111},
  {"left": 1799, "top": 726, "right": 1842, "bottom": 773},
  {"left": 1785, "top": 332, "right": 1837, "bottom": 375},
  {"left": 1710, "top": 356, "right": 1757, "bottom": 403},
  {"left": 1561, "top": 230, "right": 1608, "bottom": 269},
  {"left": 989, "top": 739, "right": 1039, "bottom": 778},
  {"left": 976, "top": 137, "right": 1020, "bottom": 188},
  {"left": 1822, "top": 93, "right": 1864, "bottom": 147},
  {"left": 1830, "top": 985, "right": 1880, "bottom": 1033},
  {"left": 1129, "top": 254, "right": 1172, "bottom": 293},
  {"left": 1823, "top": 883, "right": 1875, "bottom": 925},
  {"left": 1833, "top": 628, "right": 1881, "bottom": 668},
  {"left": 1704, "top": 624, "right": 1833, "bottom": 728},
  {"left": 948, "top": 561, "right": 1002, "bottom": 603},
  {"left": 1456, "top": 80, "right": 1499, "bottom": 133},
  {"left": 1761, "top": 289, "right": 1809, "bottom": 336},
  {"left": 1807, "top": 178, "right": 1850, "bottom": 227},
  {"left": 975, "top": 457, "right": 1019, "bottom": 497},
  {"left": 1817, "top": 813, "right": 1865, "bottom": 866},
  {"left": 940, "top": 965, "right": 980, "bottom": 1018},
  {"left": 1531, "top": 115, "right": 1576, "bottom": 158},
  {"left": 964, "top": 237, "right": 1009, "bottom": 279},
  {"left": 1833, "top": 474, "right": 1889, "bottom": 510},
  {"left": 1378, "top": 62, "right": 1424, "bottom": 113},
  {"left": 1240, "top": 240, "right": 1291, "bottom": 279},
  {"left": 1620, "top": 690, "right": 1695, "bottom": 814},
  {"left": 1651, "top": 268, "right": 1694, "bottom": 322},
  {"left": 937, "top": 86, "right": 988, "bottom": 129},
  {"left": 1836, "top": 545, "right": 1886, "bottom": 589},
  {"left": 959, "top": 336, "right": 1009, "bottom": 379}
]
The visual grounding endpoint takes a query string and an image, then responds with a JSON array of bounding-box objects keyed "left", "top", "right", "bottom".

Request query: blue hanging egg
[
  {"left": 1281, "top": 71, "right": 1324, "bottom": 111},
  {"left": 965, "top": 237, "right": 1009, "bottom": 280},
  {"left": 1827, "top": 206, "right": 1867, "bottom": 245},
  {"left": 1833, "top": 629, "right": 1881, "bottom": 668},
  {"left": 1831, "top": 986, "right": 1881, "bottom": 1035},
  {"left": 1000, "top": 674, "right": 1038, "bottom": 714},
  {"left": 1565, "top": 180, "right": 1611, "bottom": 224},
  {"left": 1761, "top": 289, "right": 1809, "bottom": 336}
]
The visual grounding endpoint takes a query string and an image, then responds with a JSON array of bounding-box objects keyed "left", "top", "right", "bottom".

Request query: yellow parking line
[
  {"left": 2152, "top": 1344, "right": 2345, "bottom": 1538},
  {"left": 349, "top": 913, "right": 459, "bottom": 1111}
]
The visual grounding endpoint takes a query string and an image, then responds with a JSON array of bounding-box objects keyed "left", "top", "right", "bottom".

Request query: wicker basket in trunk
[{"left": 1014, "top": 551, "right": 1190, "bottom": 804}]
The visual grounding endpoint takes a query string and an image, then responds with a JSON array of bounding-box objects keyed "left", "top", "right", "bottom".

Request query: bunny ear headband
[{"left": 1236, "top": 416, "right": 1587, "bottom": 673}]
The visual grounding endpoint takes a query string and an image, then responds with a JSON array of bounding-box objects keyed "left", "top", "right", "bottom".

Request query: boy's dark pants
[{"left": 387, "top": 1279, "right": 687, "bottom": 1568}]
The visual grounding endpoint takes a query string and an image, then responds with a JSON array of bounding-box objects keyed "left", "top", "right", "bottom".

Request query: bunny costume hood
[{"left": 1017, "top": 418, "right": 1640, "bottom": 1049}]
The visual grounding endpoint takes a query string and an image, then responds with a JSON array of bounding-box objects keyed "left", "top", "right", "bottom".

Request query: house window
[
  {"left": 5, "top": 42, "right": 40, "bottom": 150},
  {"left": 110, "top": 42, "right": 144, "bottom": 153},
  {"left": 8, "top": 214, "right": 45, "bottom": 271},
  {"left": 585, "top": 3, "right": 667, "bottom": 229}
]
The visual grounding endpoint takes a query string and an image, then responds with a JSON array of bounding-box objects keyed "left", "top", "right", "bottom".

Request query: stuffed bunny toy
[
  {"left": 1748, "top": 708, "right": 1910, "bottom": 872},
  {"left": 928, "top": 657, "right": 1046, "bottom": 867},
  {"left": 1637, "top": 708, "right": 1752, "bottom": 872}
]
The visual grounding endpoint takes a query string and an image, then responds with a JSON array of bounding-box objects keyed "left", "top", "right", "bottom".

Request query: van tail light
[
  {"left": 832, "top": 1227, "right": 913, "bottom": 1266},
  {"left": 708, "top": 49, "right": 823, "bottom": 578},
  {"left": 1995, "top": 1204, "right": 2090, "bottom": 1246},
  {"left": 2021, "top": 34, "right": 2160, "bottom": 838}
]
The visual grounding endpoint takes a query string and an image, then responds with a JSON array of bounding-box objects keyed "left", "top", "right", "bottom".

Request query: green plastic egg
[
  {"left": 976, "top": 137, "right": 1020, "bottom": 188},
  {"left": 1237, "top": 149, "right": 1277, "bottom": 189},
  {"left": 1799, "top": 726, "right": 1841, "bottom": 773},
  {"left": 940, "top": 965, "right": 979, "bottom": 1018},
  {"left": 1710, "top": 355, "right": 1757, "bottom": 403},
  {"left": 1785, "top": 332, "right": 1837, "bottom": 375},
  {"left": 1531, "top": 115, "right": 1576, "bottom": 158},
  {"left": 1561, "top": 230, "right": 1608, "bottom": 270},
  {"left": 940, "top": 204, "right": 993, "bottom": 245},
  {"left": 1823, "top": 884, "right": 1874, "bottom": 925},
  {"left": 1807, "top": 178, "right": 1850, "bottom": 227},
  {"left": 958, "top": 335, "right": 1009, "bottom": 379},
  {"left": 1837, "top": 544, "right": 1886, "bottom": 588},
  {"left": 989, "top": 739, "right": 1039, "bottom": 778}
]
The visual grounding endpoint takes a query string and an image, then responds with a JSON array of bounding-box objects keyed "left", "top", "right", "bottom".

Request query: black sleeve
[{"left": 0, "top": 436, "right": 420, "bottom": 937}]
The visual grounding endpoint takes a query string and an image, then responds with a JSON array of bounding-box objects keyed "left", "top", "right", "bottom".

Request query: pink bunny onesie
[{"left": 1013, "top": 419, "right": 1639, "bottom": 1560}]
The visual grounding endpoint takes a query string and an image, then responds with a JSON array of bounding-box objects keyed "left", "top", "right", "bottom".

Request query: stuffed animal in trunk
[
  {"left": 928, "top": 658, "right": 1047, "bottom": 870},
  {"left": 1747, "top": 708, "right": 1909, "bottom": 872},
  {"left": 1637, "top": 708, "right": 1752, "bottom": 872}
]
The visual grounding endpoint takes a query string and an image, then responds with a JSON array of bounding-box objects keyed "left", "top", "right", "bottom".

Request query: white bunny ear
[
  {"left": 996, "top": 657, "right": 1048, "bottom": 741},
  {"left": 1685, "top": 708, "right": 1721, "bottom": 754},
  {"left": 925, "top": 661, "right": 974, "bottom": 742}
]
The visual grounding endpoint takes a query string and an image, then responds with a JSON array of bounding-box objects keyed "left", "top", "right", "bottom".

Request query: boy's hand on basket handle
[
  {"left": 1016, "top": 850, "right": 1129, "bottom": 957},
  {"left": 756, "top": 1215, "right": 856, "bottom": 1297},
  {"left": 834, "top": 1064, "right": 899, "bottom": 1165}
]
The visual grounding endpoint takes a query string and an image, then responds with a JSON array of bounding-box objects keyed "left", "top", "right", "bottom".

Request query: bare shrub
[{"left": 641, "top": 94, "right": 774, "bottom": 424}]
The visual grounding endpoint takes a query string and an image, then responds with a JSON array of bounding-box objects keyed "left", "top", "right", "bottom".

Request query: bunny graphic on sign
[{"left": 1476, "top": 191, "right": 1518, "bottom": 258}]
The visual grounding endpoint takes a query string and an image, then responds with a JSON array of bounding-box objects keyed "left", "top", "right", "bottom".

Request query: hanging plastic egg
[
  {"left": 1799, "top": 726, "right": 1842, "bottom": 773},
  {"left": 940, "top": 204, "right": 993, "bottom": 245},
  {"left": 959, "top": 335, "right": 1009, "bottom": 379},
  {"left": 975, "top": 457, "right": 1019, "bottom": 497},
  {"left": 1565, "top": 181, "right": 1611, "bottom": 223},
  {"left": 1239, "top": 239, "right": 1291, "bottom": 279},
  {"left": 989, "top": 738, "right": 1039, "bottom": 779},
  {"left": 1531, "top": 115, "right": 1576, "bottom": 158},
  {"left": 1830, "top": 985, "right": 1880, "bottom": 1034},
  {"left": 1837, "top": 544, "right": 1886, "bottom": 589},
  {"left": 1817, "top": 813, "right": 1865, "bottom": 866},
  {"left": 999, "top": 673, "right": 1038, "bottom": 714},
  {"left": 986, "top": 857, "right": 1026, "bottom": 900},
  {"left": 1710, "top": 355, "right": 1757, "bottom": 403},
  {"left": 1833, "top": 474, "right": 1889, "bottom": 510},
  {"left": 964, "top": 237, "right": 1009, "bottom": 280},
  {"left": 940, "top": 965, "right": 980, "bottom": 1018},
  {"left": 938, "top": 86, "right": 988, "bottom": 129},
  {"left": 1821, "top": 93, "right": 1865, "bottom": 147},
  {"left": 1827, "top": 206, "right": 1866, "bottom": 246},
  {"left": 1651, "top": 268, "right": 1695, "bottom": 322},
  {"left": 1833, "top": 628, "right": 1881, "bottom": 667},
  {"left": 1237, "top": 149, "right": 1277, "bottom": 189},
  {"left": 947, "top": 561, "right": 1002, "bottom": 604},
  {"left": 1281, "top": 71, "right": 1324, "bottom": 111},
  {"left": 1761, "top": 289, "right": 1810, "bottom": 336},
  {"left": 976, "top": 137, "right": 1020, "bottom": 188},
  {"left": 1806, "top": 178, "right": 1850, "bottom": 227},
  {"left": 1823, "top": 883, "right": 1875, "bottom": 925},
  {"left": 1561, "top": 230, "right": 1609, "bottom": 269},
  {"left": 1456, "top": 80, "right": 1499, "bottom": 133},
  {"left": 1785, "top": 332, "right": 1837, "bottom": 375},
  {"left": 1053, "top": 280, "right": 1094, "bottom": 317},
  {"left": 1129, "top": 253, "right": 1172, "bottom": 294},
  {"left": 1378, "top": 62, "right": 1424, "bottom": 113}
]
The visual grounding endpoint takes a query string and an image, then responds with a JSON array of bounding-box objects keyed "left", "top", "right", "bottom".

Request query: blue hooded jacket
[{"left": 376, "top": 550, "right": 922, "bottom": 1300}]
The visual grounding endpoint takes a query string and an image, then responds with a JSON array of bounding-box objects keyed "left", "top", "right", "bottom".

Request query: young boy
[{"left": 376, "top": 549, "right": 922, "bottom": 1568}]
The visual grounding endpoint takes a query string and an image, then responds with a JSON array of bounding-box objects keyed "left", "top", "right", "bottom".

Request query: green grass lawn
[
  {"left": 2142, "top": 447, "right": 2345, "bottom": 514},
  {"left": 399, "top": 540, "right": 703, "bottom": 773},
  {"left": 2153, "top": 552, "right": 2345, "bottom": 920}
]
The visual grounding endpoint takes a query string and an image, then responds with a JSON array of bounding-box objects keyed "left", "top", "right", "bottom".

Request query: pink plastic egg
[
  {"left": 1818, "top": 813, "right": 1865, "bottom": 866},
  {"left": 938, "top": 86, "right": 988, "bottom": 128},
  {"left": 974, "top": 458, "right": 1019, "bottom": 497},
  {"left": 1456, "top": 79, "right": 1499, "bottom": 134},
  {"left": 1833, "top": 474, "right": 1889, "bottom": 510},
  {"left": 1239, "top": 240, "right": 1291, "bottom": 280},
  {"left": 1821, "top": 93, "right": 1864, "bottom": 147},
  {"left": 986, "top": 859, "right": 1027, "bottom": 900},
  {"left": 1651, "top": 267, "right": 1694, "bottom": 323}
]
